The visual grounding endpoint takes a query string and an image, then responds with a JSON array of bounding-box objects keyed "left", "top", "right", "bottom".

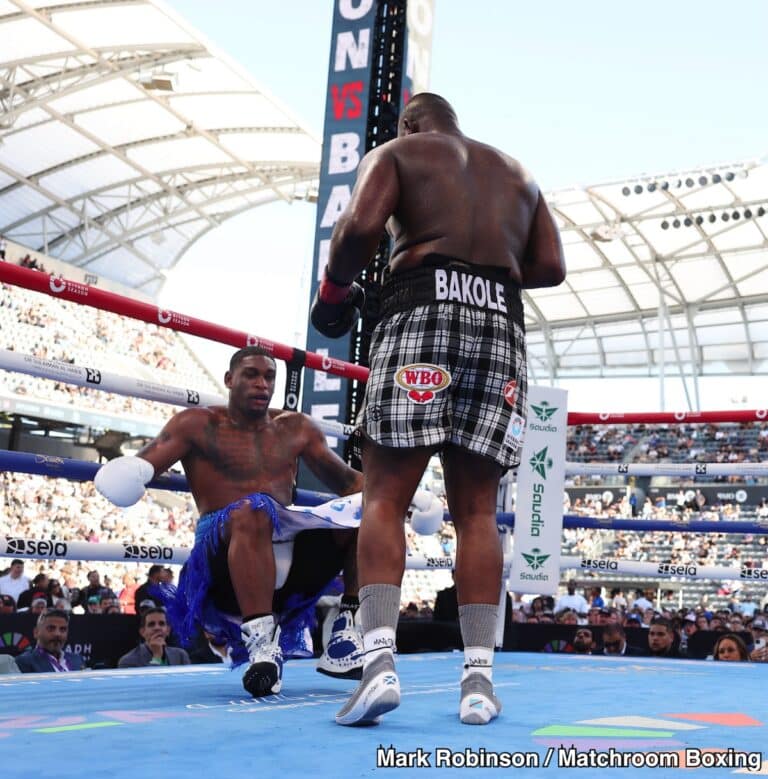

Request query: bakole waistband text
[{"left": 434, "top": 269, "right": 508, "bottom": 313}]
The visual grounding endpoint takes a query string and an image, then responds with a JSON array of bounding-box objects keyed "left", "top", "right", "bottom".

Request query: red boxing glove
[
  {"left": 311, "top": 269, "right": 365, "bottom": 339},
  {"left": 318, "top": 268, "right": 353, "bottom": 304}
]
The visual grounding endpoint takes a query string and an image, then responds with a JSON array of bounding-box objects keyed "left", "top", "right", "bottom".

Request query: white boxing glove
[
  {"left": 94, "top": 455, "right": 155, "bottom": 507},
  {"left": 407, "top": 489, "right": 445, "bottom": 535}
]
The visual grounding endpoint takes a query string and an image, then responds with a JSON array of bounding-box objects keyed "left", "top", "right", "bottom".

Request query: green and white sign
[{"left": 509, "top": 386, "right": 567, "bottom": 595}]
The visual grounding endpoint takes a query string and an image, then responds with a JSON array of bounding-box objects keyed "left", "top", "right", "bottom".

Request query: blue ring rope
[{"left": 1, "top": 448, "right": 766, "bottom": 534}]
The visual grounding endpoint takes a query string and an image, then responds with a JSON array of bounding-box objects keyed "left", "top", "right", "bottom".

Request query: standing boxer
[{"left": 312, "top": 93, "right": 566, "bottom": 725}]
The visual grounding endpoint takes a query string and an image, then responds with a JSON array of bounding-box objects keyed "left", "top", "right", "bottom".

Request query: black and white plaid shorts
[{"left": 360, "top": 261, "right": 528, "bottom": 469}]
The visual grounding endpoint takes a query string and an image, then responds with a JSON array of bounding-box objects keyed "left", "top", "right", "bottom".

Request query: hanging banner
[
  {"left": 300, "top": 0, "right": 434, "bottom": 490},
  {"left": 299, "top": 0, "right": 377, "bottom": 487},
  {"left": 404, "top": 0, "right": 435, "bottom": 98},
  {"left": 509, "top": 386, "right": 568, "bottom": 595}
]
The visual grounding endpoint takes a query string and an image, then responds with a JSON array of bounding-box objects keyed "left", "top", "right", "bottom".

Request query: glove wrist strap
[{"left": 319, "top": 268, "right": 353, "bottom": 304}]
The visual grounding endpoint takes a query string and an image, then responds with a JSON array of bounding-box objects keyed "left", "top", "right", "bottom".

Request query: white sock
[
  {"left": 362, "top": 627, "right": 396, "bottom": 669},
  {"left": 462, "top": 646, "right": 493, "bottom": 682}
]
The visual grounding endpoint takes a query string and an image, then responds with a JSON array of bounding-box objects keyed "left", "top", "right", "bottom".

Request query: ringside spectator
[
  {"left": 15, "top": 609, "right": 85, "bottom": 672},
  {"left": 118, "top": 607, "right": 190, "bottom": 668}
]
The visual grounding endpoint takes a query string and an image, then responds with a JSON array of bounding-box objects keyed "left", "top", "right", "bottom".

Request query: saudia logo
[
  {"left": 522, "top": 548, "right": 550, "bottom": 570},
  {"left": 531, "top": 401, "right": 557, "bottom": 422},
  {"left": 530, "top": 400, "right": 559, "bottom": 431},
  {"left": 395, "top": 363, "right": 451, "bottom": 405},
  {"left": 531, "top": 483, "right": 545, "bottom": 536},
  {"left": 529, "top": 447, "right": 553, "bottom": 479}
]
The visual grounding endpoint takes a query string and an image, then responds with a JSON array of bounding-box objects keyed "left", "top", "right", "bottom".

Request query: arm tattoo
[{"left": 141, "top": 431, "right": 172, "bottom": 455}]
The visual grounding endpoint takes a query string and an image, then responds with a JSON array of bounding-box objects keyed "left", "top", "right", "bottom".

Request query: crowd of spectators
[
  {"left": 0, "top": 281, "right": 221, "bottom": 422},
  {"left": 502, "top": 584, "right": 768, "bottom": 662},
  {"left": 0, "top": 257, "right": 766, "bottom": 657},
  {"left": 566, "top": 422, "right": 768, "bottom": 484},
  {"left": 2, "top": 471, "right": 764, "bottom": 619},
  {"left": 0, "top": 471, "right": 195, "bottom": 611},
  {"left": 19, "top": 254, "right": 46, "bottom": 273}
]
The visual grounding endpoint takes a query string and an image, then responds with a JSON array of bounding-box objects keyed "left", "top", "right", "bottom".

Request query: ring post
[{"left": 508, "top": 386, "right": 568, "bottom": 596}]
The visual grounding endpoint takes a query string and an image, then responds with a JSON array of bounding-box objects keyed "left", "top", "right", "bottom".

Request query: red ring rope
[
  {"left": 2, "top": 264, "right": 767, "bottom": 427},
  {"left": 0, "top": 263, "right": 369, "bottom": 382}
]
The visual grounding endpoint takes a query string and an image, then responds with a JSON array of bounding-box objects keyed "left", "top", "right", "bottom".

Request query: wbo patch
[{"left": 394, "top": 363, "right": 451, "bottom": 405}]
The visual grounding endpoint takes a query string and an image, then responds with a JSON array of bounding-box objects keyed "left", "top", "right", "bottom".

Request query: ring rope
[
  {"left": 4, "top": 264, "right": 768, "bottom": 427},
  {"left": 3, "top": 445, "right": 766, "bottom": 492},
  {"left": 7, "top": 348, "right": 768, "bottom": 450},
  {"left": 0, "top": 263, "right": 368, "bottom": 382},
  {"left": 1, "top": 450, "right": 767, "bottom": 537},
  {"left": 568, "top": 461, "right": 768, "bottom": 477},
  {"left": 0, "top": 348, "right": 354, "bottom": 441},
  {"left": 0, "top": 449, "right": 331, "bottom": 506},
  {"left": 568, "top": 410, "right": 768, "bottom": 424},
  {"left": 1, "top": 345, "right": 764, "bottom": 471},
  {"left": 2, "top": 536, "right": 765, "bottom": 583}
]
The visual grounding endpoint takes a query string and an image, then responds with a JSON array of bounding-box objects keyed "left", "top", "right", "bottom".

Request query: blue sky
[{"left": 160, "top": 1, "right": 767, "bottom": 408}]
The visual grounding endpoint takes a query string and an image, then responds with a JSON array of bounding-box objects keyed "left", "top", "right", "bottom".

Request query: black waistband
[{"left": 380, "top": 257, "right": 524, "bottom": 328}]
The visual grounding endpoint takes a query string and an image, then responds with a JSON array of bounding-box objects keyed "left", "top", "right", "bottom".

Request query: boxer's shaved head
[{"left": 399, "top": 93, "right": 459, "bottom": 135}]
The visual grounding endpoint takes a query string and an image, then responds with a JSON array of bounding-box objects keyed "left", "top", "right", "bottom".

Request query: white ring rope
[
  {"left": 0, "top": 347, "right": 353, "bottom": 441},
  {"left": 567, "top": 461, "right": 768, "bottom": 477},
  {"left": 2, "top": 537, "right": 766, "bottom": 582},
  {"left": 2, "top": 349, "right": 766, "bottom": 476}
]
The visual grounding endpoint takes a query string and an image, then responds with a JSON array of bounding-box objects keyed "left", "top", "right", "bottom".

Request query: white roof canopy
[
  {"left": 1, "top": 2, "right": 766, "bottom": 379},
  {"left": 0, "top": 0, "right": 320, "bottom": 295},
  {"left": 526, "top": 158, "right": 768, "bottom": 381}
]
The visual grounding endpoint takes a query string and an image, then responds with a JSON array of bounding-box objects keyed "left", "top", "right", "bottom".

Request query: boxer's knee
[{"left": 227, "top": 506, "right": 273, "bottom": 543}]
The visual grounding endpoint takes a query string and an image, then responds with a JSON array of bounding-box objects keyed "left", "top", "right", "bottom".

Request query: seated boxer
[{"left": 94, "top": 346, "right": 443, "bottom": 697}]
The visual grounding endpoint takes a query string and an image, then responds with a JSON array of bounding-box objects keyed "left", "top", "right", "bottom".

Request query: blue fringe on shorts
[{"left": 156, "top": 492, "right": 281, "bottom": 668}]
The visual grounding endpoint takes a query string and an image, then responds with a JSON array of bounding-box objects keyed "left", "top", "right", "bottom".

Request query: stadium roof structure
[
  {"left": 0, "top": 3, "right": 766, "bottom": 390},
  {"left": 0, "top": 0, "right": 320, "bottom": 296},
  {"left": 526, "top": 156, "right": 768, "bottom": 389}
]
